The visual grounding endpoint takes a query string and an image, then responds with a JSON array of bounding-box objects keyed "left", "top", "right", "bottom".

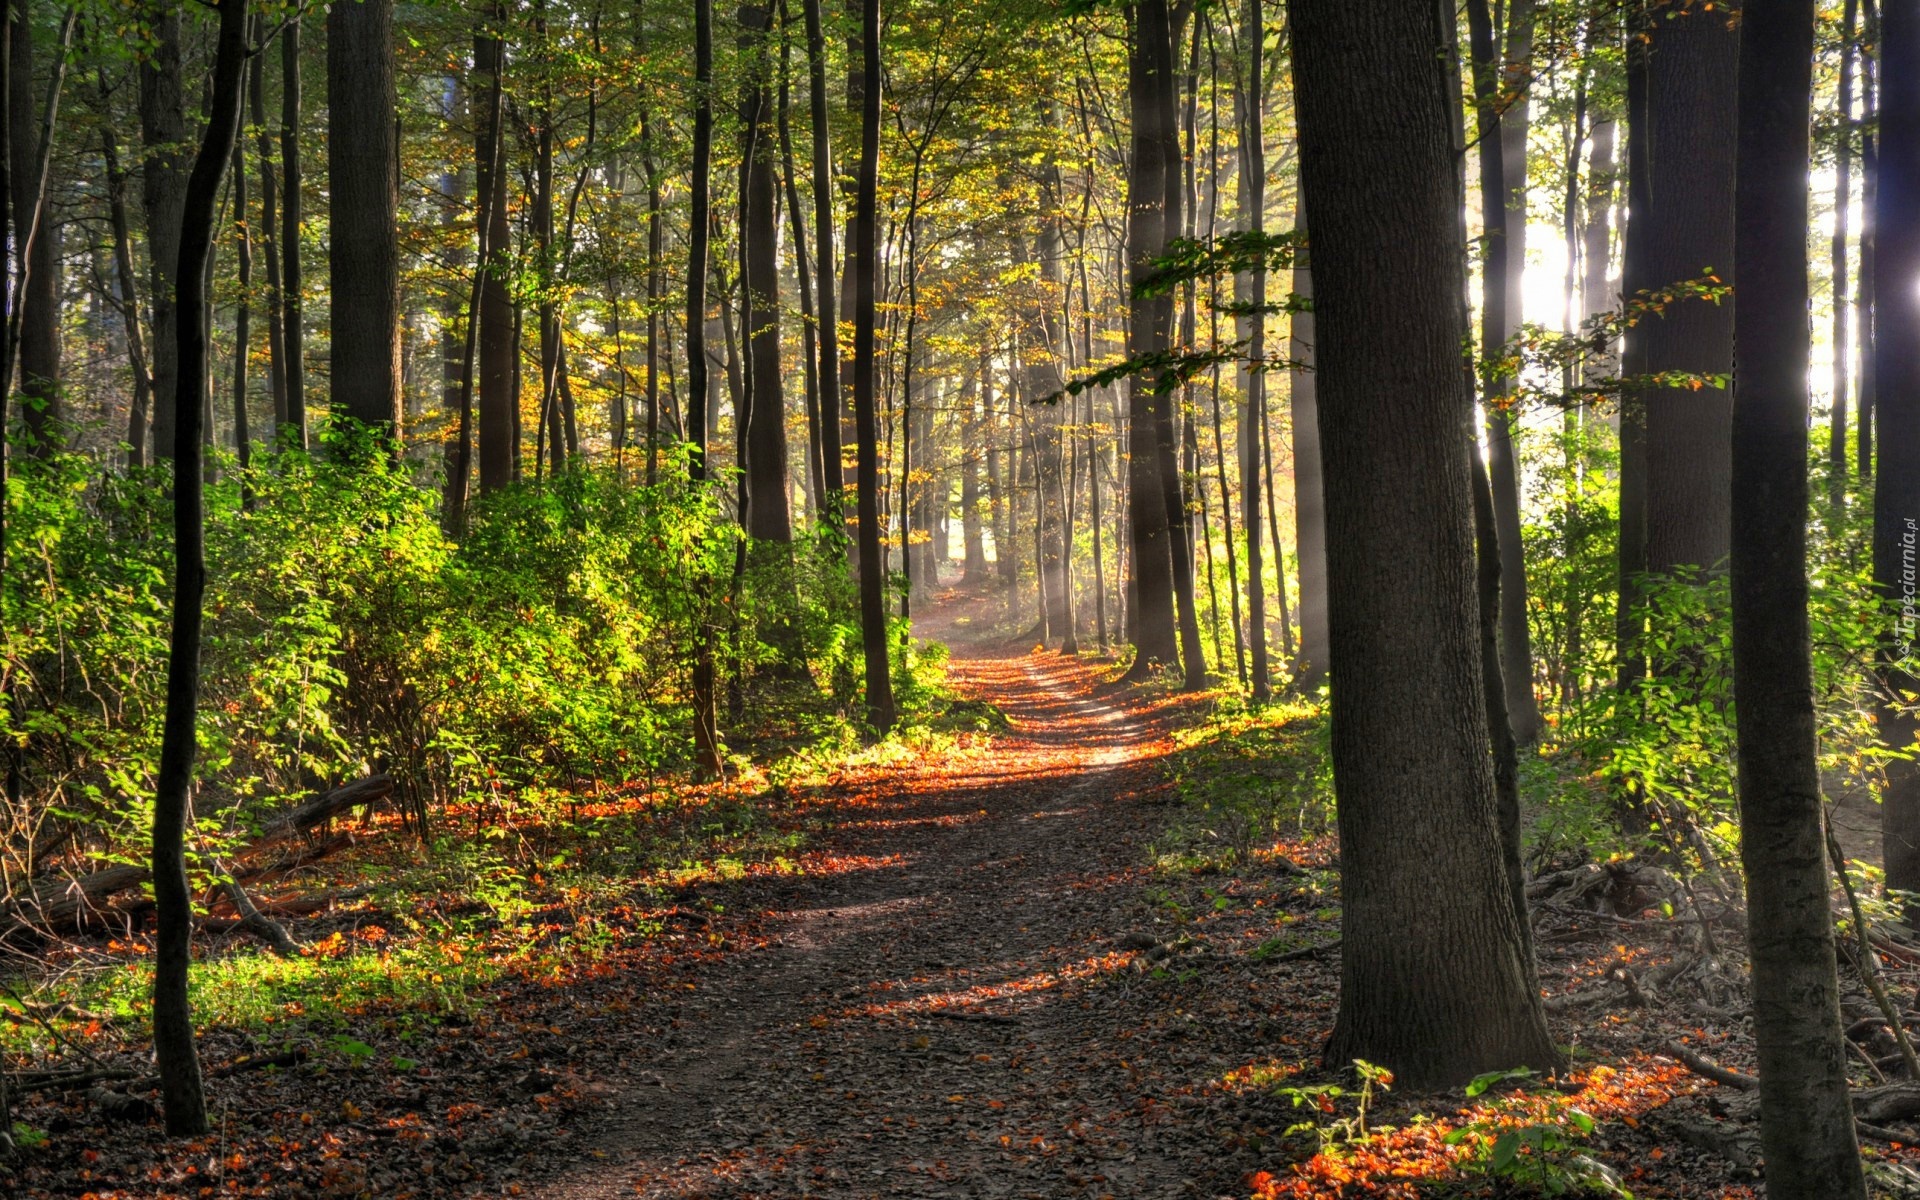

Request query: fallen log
[{"left": 0, "top": 775, "right": 391, "bottom": 939}]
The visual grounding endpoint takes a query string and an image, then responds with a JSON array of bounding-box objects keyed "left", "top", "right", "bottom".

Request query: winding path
[{"left": 535, "top": 594, "right": 1286, "bottom": 1200}]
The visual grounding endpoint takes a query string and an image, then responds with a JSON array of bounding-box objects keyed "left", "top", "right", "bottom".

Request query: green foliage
[
  {"left": 1153, "top": 695, "right": 1331, "bottom": 871},
  {"left": 0, "top": 444, "right": 872, "bottom": 891},
  {"left": 1442, "top": 1069, "right": 1631, "bottom": 1197},
  {"left": 1274, "top": 1059, "right": 1394, "bottom": 1153}
]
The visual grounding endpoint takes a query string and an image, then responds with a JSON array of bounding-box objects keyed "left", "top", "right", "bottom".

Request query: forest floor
[{"left": 10, "top": 586, "right": 1920, "bottom": 1198}]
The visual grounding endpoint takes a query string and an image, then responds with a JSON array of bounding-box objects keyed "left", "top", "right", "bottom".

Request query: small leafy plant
[{"left": 1442, "top": 1067, "right": 1631, "bottom": 1197}]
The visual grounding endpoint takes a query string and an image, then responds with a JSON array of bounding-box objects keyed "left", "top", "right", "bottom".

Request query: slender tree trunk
[
  {"left": 1832, "top": 0, "right": 1857, "bottom": 507},
  {"left": 252, "top": 37, "right": 285, "bottom": 433},
  {"left": 279, "top": 16, "right": 306, "bottom": 447},
  {"left": 10, "top": 8, "right": 58, "bottom": 453},
  {"left": 155, "top": 0, "right": 249, "bottom": 1137},
  {"left": 139, "top": 4, "right": 187, "bottom": 460},
  {"left": 800, "top": 0, "right": 844, "bottom": 523},
  {"left": 100, "top": 116, "right": 153, "bottom": 470},
  {"left": 1875, "top": 0, "right": 1920, "bottom": 908},
  {"left": 1123, "top": 0, "right": 1182, "bottom": 678},
  {"left": 776, "top": 1, "right": 825, "bottom": 518},
  {"left": 739, "top": 2, "right": 791, "bottom": 542},
  {"left": 1239, "top": 0, "right": 1271, "bottom": 699},
  {"left": 1293, "top": 0, "right": 1558, "bottom": 1087},
  {"left": 1467, "top": 0, "right": 1543, "bottom": 742},
  {"left": 328, "top": 0, "right": 402, "bottom": 443},
  {"left": 851, "top": 0, "right": 894, "bottom": 732},
  {"left": 1731, "top": 0, "right": 1868, "bottom": 1190},
  {"left": 476, "top": 12, "right": 515, "bottom": 490},
  {"left": 229, "top": 91, "right": 252, "bottom": 476},
  {"left": 1289, "top": 244, "right": 1328, "bottom": 691},
  {"left": 961, "top": 373, "right": 987, "bottom": 581},
  {"left": 688, "top": 0, "right": 724, "bottom": 776},
  {"left": 1859, "top": 0, "right": 1880, "bottom": 481}
]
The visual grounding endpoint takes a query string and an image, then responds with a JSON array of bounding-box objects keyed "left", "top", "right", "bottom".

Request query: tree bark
[
  {"left": 279, "top": 16, "right": 306, "bottom": 448},
  {"left": 251, "top": 34, "right": 285, "bottom": 434},
  {"left": 155, "top": 0, "right": 250, "bottom": 1137},
  {"left": 475, "top": 12, "right": 515, "bottom": 490},
  {"left": 1640, "top": 0, "right": 1739, "bottom": 576},
  {"left": 1289, "top": 244, "right": 1328, "bottom": 692},
  {"left": 138, "top": 4, "right": 187, "bottom": 461},
  {"left": 802, "top": 0, "right": 844, "bottom": 519},
  {"left": 851, "top": 0, "right": 893, "bottom": 732},
  {"left": 739, "top": 1, "right": 792, "bottom": 542},
  {"left": 328, "top": 0, "right": 402, "bottom": 444},
  {"left": 1875, "top": 0, "right": 1920, "bottom": 908},
  {"left": 1730, "top": 0, "right": 1868, "bottom": 1190},
  {"left": 1239, "top": 0, "right": 1270, "bottom": 699},
  {"left": 688, "top": 0, "right": 724, "bottom": 776},
  {"left": 10, "top": 8, "right": 58, "bottom": 453},
  {"left": 1832, "top": 0, "right": 1858, "bottom": 507},
  {"left": 1122, "top": 0, "right": 1182, "bottom": 678},
  {"left": 100, "top": 114, "right": 153, "bottom": 471},
  {"left": 1467, "top": 0, "right": 1543, "bottom": 742},
  {"left": 1292, "top": 0, "right": 1558, "bottom": 1087}
]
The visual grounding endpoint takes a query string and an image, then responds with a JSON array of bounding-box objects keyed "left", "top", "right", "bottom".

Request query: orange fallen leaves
[{"left": 1247, "top": 1060, "right": 1698, "bottom": 1199}]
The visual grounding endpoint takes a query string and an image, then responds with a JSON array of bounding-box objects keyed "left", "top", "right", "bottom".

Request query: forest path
[{"left": 534, "top": 589, "right": 1266, "bottom": 1200}]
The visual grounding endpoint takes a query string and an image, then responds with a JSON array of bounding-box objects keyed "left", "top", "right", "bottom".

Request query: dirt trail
[{"left": 535, "top": 594, "right": 1276, "bottom": 1200}]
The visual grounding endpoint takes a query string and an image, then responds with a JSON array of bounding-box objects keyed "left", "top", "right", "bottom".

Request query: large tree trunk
[
  {"left": 279, "top": 16, "right": 306, "bottom": 447},
  {"left": 739, "top": 2, "right": 791, "bottom": 543},
  {"left": 475, "top": 13, "right": 515, "bottom": 491},
  {"left": 851, "top": 0, "right": 893, "bottom": 732},
  {"left": 1637, "top": 0, "right": 1738, "bottom": 577},
  {"left": 1122, "top": 0, "right": 1182, "bottom": 678},
  {"left": 138, "top": 4, "right": 187, "bottom": 462},
  {"left": 327, "top": 0, "right": 402, "bottom": 443},
  {"left": 1876, "top": 0, "right": 1920, "bottom": 908},
  {"left": 1730, "top": 1, "right": 1867, "bottom": 1191},
  {"left": 10, "top": 10, "right": 58, "bottom": 454},
  {"left": 1292, "top": 0, "right": 1558, "bottom": 1088},
  {"left": 155, "top": 0, "right": 250, "bottom": 1137}
]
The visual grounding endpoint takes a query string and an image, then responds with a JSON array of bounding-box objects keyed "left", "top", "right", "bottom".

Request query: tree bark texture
[
  {"left": 1290, "top": 0, "right": 1559, "bottom": 1088},
  {"left": 327, "top": 0, "right": 402, "bottom": 443},
  {"left": 1730, "top": 0, "right": 1868, "bottom": 1190}
]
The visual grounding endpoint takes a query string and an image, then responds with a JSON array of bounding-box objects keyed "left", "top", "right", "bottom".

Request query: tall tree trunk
[
  {"left": 687, "top": 0, "right": 724, "bottom": 776},
  {"left": 1639, "top": 0, "right": 1739, "bottom": 577},
  {"left": 155, "top": 0, "right": 249, "bottom": 1137},
  {"left": 1875, "top": 0, "right": 1920, "bottom": 908},
  {"left": 100, "top": 115, "right": 153, "bottom": 470},
  {"left": 1832, "top": 0, "right": 1858, "bottom": 507},
  {"left": 961, "top": 373, "right": 987, "bottom": 582},
  {"left": 1122, "top": 0, "right": 1182, "bottom": 678},
  {"left": 1616, "top": 14, "right": 1651, "bottom": 698},
  {"left": 251, "top": 36, "right": 285, "bottom": 433},
  {"left": 229, "top": 88, "right": 252, "bottom": 476},
  {"left": 1289, "top": 243, "right": 1329, "bottom": 691},
  {"left": 1859, "top": 0, "right": 1879, "bottom": 481},
  {"left": 279, "top": 16, "right": 306, "bottom": 447},
  {"left": 851, "top": 0, "right": 894, "bottom": 732},
  {"left": 328, "top": 0, "right": 402, "bottom": 444},
  {"left": 776, "top": 1, "right": 824, "bottom": 518},
  {"left": 10, "top": 8, "right": 58, "bottom": 453},
  {"left": 1239, "top": 0, "right": 1270, "bottom": 699},
  {"left": 1468, "top": 0, "right": 1543, "bottom": 742},
  {"left": 739, "top": 2, "right": 791, "bottom": 542},
  {"left": 803, "top": 0, "right": 844, "bottom": 519},
  {"left": 1730, "top": 0, "right": 1868, "bottom": 1190},
  {"left": 139, "top": 4, "right": 187, "bottom": 460},
  {"left": 1293, "top": 0, "right": 1558, "bottom": 1088},
  {"left": 475, "top": 12, "right": 515, "bottom": 491}
]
